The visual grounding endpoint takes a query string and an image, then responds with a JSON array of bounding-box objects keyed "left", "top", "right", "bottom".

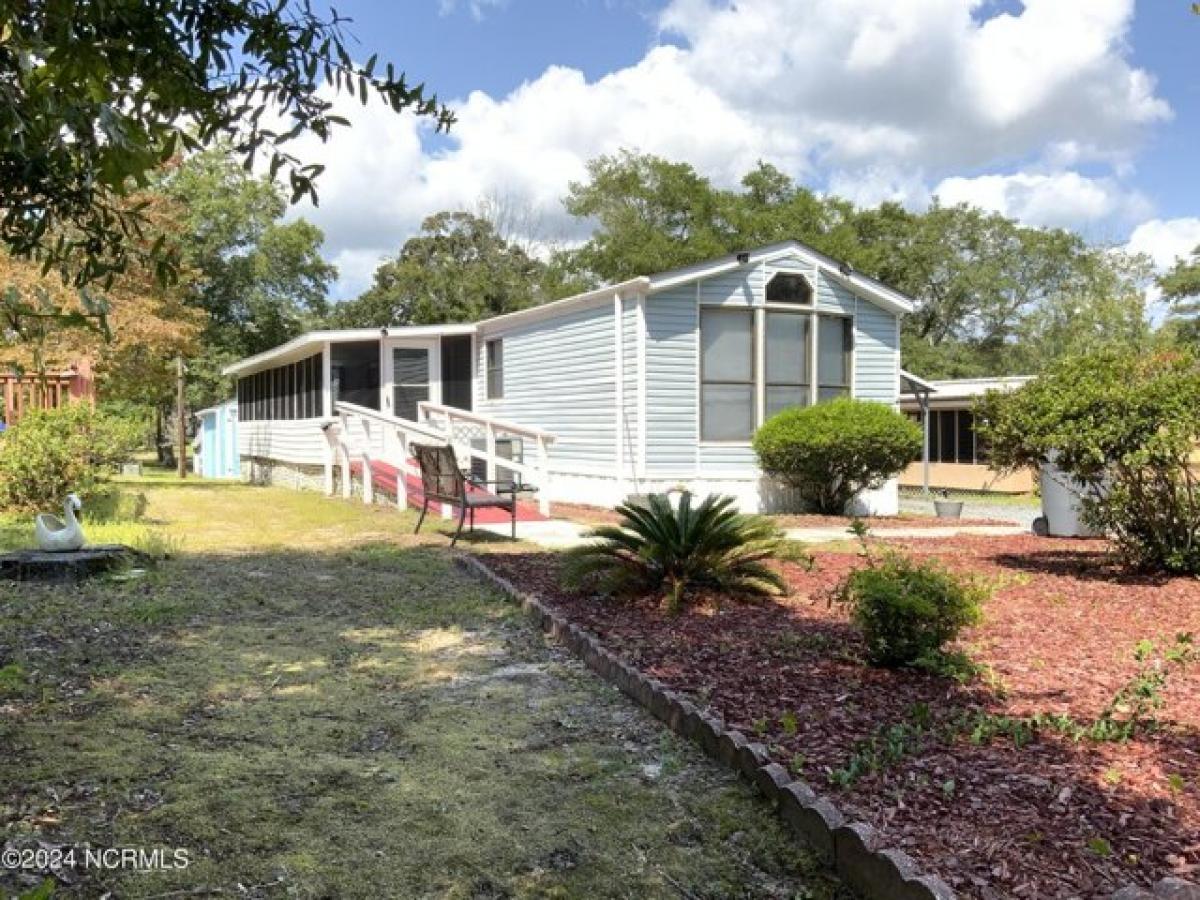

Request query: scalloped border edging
[{"left": 456, "top": 553, "right": 955, "bottom": 900}]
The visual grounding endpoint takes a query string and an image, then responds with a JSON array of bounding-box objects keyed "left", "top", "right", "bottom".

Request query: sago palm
[{"left": 561, "top": 492, "right": 787, "bottom": 610}]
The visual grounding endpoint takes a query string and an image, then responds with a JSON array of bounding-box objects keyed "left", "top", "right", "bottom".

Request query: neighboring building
[
  {"left": 899, "top": 375, "right": 1034, "bottom": 494},
  {"left": 0, "top": 359, "right": 95, "bottom": 426},
  {"left": 194, "top": 399, "right": 240, "bottom": 479},
  {"left": 222, "top": 242, "right": 913, "bottom": 515}
]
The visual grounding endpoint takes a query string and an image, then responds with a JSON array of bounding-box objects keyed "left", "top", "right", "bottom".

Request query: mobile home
[{"left": 223, "top": 242, "right": 914, "bottom": 515}]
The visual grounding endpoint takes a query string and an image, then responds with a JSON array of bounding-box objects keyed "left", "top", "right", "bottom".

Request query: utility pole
[{"left": 176, "top": 356, "right": 187, "bottom": 479}]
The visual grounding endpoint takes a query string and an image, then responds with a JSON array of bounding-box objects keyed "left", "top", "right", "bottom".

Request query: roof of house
[
  {"left": 222, "top": 324, "right": 476, "bottom": 377},
  {"left": 224, "top": 241, "right": 918, "bottom": 376},
  {"left": 899, "top": 376, "right": 1033, "bottom": 405}
]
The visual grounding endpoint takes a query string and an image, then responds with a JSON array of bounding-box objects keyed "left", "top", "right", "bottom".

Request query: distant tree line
[{"left": 335, "top": 150, "right": 1189, "bottom": 381}]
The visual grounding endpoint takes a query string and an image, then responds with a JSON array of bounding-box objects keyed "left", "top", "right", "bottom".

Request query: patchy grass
[{"left": 0, "top": 478, "right": 843, "bottom": 899}]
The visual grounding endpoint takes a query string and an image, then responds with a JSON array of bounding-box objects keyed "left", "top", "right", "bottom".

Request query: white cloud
[
  {"left": 933, "top": 171, "right": 1152, "bottom": 229},
  {"left": 280, "top": 0, "right": 1170, "bottom": 298},
  {"left": 437, "top": 0, "right": 507, "bottom": 22},
  {"left": 1126, "top": 218, "right": 1200, "bottom": 270}
]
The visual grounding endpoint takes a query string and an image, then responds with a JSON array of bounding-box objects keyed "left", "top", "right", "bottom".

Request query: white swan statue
[{"left": 34, "top": 493, "right": 85, "bottom": 552}]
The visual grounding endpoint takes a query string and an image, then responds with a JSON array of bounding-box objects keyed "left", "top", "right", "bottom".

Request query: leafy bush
[
  {"left": 0, "top": 403, "right": 145, "bottom": 512},
  {"left": 753, "top": 398, "right": 922, "bottom": 515},
  {"left": 561, "top": 492, "right": 787, "bottom": 610},
  {"left": 833, "top": 529, "right": 985, "bottom": 667},
  {"left": 977, "top": 348, "right": 1200, "bottom": 574}
]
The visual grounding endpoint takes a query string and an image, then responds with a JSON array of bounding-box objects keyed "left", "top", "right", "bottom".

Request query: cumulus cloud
[
  {"left": 933, "top": 171, "right": 1152, "bottom": 229},
  {"left": 1126, "top": 218, "right": 1200, "bottom": 271},
  {"left": 281, "top": 0, "right": 1170, "bottom": 297}
]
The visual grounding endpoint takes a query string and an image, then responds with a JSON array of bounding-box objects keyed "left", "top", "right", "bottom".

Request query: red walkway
[{"left": 350, "top": 460, "right": 547, "bottom": 524}]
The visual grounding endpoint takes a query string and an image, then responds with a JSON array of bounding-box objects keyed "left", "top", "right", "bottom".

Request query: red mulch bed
[{"left": 483, "top": 536, "right": 1200, "bottom": 898}]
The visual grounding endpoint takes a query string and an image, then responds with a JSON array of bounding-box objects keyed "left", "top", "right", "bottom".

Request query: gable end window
[
  {"left": 486, "top": 339, "right": 504, "bottom": 400},
  {"left": 765, "top": 273, "right": 813, "bottom": 306}
]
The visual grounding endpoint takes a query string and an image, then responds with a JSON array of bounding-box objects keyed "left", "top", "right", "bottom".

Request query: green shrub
[
  {"left": 753, "top": 398, "right": 921, "bottom": 515},
  {"left": 0, "top": 403, "right": 145, "bottom": 512},
  {"left": 561, "top": 492, "right": 787, "bottom": 610},
  {"left": 834, "top": 546, "right": 985, "bottom": 668},
  {"left": 977, "top": 348, "right": 1200, "bottom": 574}
]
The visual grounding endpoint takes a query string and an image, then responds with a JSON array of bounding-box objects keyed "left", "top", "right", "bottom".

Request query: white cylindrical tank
[{"left": 1039, "top": 455, "right": 1103, "bottom": 538}]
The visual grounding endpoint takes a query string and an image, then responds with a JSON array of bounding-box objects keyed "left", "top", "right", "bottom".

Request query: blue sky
[{"left": 288, "top": 1, "right": 1200, "bottom": 299}]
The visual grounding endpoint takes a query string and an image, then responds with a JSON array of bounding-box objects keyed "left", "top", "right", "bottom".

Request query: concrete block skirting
[{"left": 455, "top": 553, "right": 957, "bottom": 900}]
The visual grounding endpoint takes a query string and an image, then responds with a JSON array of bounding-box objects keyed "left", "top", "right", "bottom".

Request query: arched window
[{"left": 766, "top": 273, "right": 813, "bottom": 305}]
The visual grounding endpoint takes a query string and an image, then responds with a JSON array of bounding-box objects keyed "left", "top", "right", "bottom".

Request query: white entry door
[{"left": 382, "top": 339, "right": 440, "bottom": 421}]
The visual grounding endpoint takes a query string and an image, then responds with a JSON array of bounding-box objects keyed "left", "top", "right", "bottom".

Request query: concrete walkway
[
  {"left": 781, "top": 523, "right": 1029, "bottom": 543},
  {"left": 478, "top": 517, "right": 1030, "bottom": 549}
]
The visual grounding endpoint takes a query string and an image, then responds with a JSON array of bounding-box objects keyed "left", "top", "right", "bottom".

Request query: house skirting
[
  {"left": 899, "top": 461, "right": 1034, "bottom": 494},
  {"left": 547, "top": 470, "right": 899, "bottom": 517},
  {"left": 241, "top": 457, "right": 327, "bottom": 493}
]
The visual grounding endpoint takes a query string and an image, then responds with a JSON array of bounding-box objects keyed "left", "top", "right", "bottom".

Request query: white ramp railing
[
  {"left": 323, "top": 400, "right": 557, "bottom": 516},
  {"left": 418, "top": 401, "right": 557, "bottom": 516}
]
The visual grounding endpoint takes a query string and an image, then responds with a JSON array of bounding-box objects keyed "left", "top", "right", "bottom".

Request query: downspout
[{"left": 614, "top": 293, "right": 626, "bottom": 500}]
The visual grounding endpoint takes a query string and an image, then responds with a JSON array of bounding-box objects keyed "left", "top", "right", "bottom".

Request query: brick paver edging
[{"left": 456, "top": 553, "right": 956, "bottom": 900}]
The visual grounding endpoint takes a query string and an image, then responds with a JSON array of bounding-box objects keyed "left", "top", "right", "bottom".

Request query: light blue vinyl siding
[
  {"left": 643, "top": 254, "right": 900, "bottom": 479},
  {"left": 644, "top": 286, "right": 697, "bottom": 477},
  {"left": 476, "top": 301, "right": 616, "bottom": 471},
  {"left": 698, "top": 443, "right": 757, "bottom": 474},
  {"left": 697, "top": 265, "right": 762, "bottom": 307}
]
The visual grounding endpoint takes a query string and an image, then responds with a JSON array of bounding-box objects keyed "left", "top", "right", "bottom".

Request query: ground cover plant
[
  {"left": 753, "top": 398, "right": 922, "bottom": 514},
  {"left": 486, "top": 533, "right": 1200, "bottom": 898},
  {"left": 0, "top": 476, "right": 844, "bottom": 899},
  {"left": 831, "top": 522, "right": 986, "bottom": 667}
]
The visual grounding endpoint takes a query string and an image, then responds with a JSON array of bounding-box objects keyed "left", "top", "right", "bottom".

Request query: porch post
[{"left": 920, "top": 391, "right": 931, "bottom": 495}]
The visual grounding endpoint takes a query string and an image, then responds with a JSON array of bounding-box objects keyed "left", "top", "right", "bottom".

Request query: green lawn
[{"left": 0, "top": 478, "right": 844, "bottom": 899}]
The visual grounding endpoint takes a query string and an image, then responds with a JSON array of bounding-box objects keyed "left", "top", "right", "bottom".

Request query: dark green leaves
[
  {"left": 0, "top": 0, "right": 453, "bottom": 287},
  {"left": 560, "top": 491, "right": 787, "bottom": 610}
]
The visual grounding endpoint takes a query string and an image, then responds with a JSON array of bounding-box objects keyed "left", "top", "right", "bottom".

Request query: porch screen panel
[
  {"left": 957, "top": 410, "right": 975, "bottom": 464},
  {"left": 331, "top": 341, "right": 381, "bottom": 410},
  {"left": 938, "top": 410, "right": 957, "bottom": 463},
  {"left": 700, "top": 308, "right": 754, "bottom": 441},
  {"left": 765, "top": 311, "right": 810, "bottom": 419},
  {"left": 392, "top": 348, "right": 430, "bottom": 421},
  {"left": 817, "top": 316, "right": 852, "bottom": 402}
]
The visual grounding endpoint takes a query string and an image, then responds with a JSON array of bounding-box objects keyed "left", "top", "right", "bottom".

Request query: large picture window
[{"left": 700, "top": 308, "right": 755, "bottom": 441}]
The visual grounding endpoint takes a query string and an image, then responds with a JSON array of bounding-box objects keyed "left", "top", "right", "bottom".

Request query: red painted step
[{"left": 350, "top": 459, "right": 547, "bottom": 523}]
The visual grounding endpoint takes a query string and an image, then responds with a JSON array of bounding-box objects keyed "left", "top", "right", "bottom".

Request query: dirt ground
[{"left": 0, "top": 479, "right": 845, "bottom": 899}]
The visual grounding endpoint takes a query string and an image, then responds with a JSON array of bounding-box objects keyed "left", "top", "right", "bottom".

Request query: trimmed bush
[
  {"left": 753, "top": 398, "right": 921, "bottom": 515},
  {"left": 561, "top": 492, "right": 787, "bottom": 610},
  {"left": 834, "top": 548, "right": 985, "bottom": 668},
  {"left": 0, "top": 403, "right": 145, "bottom": 512},
  {"left": 977, "top": 348, "right": 1200, "bottom": 574}
]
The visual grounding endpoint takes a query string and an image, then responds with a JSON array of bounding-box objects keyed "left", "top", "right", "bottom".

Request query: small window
[
  {"left": 766, "top": 273, "right": 813, "bottom": 306},
  {"left": 700, "top": 308, "right": 755, "bottom": 441},
  {"left": 486, "top": 339, "right": 504, "bottom": 400}
]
